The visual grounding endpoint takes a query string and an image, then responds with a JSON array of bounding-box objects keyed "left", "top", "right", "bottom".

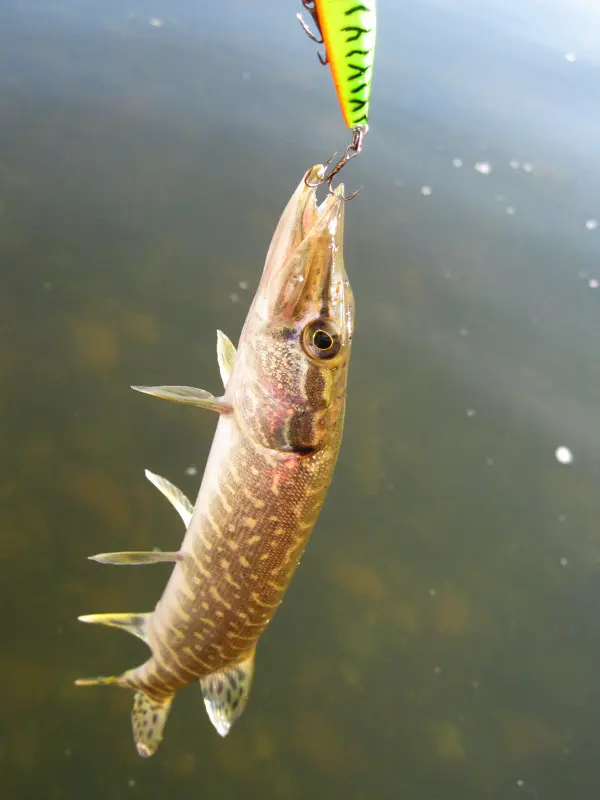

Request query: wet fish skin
[{"left": 75, "top": 165, "right": 354, "bottom": 757}]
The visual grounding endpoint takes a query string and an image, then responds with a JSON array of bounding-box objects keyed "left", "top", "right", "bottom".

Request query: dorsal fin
[
  {"left": 77, "top": 612, "right": 150, "bottom": 644},
  {"left": 199, "top": 649, "right": 255, "bottom": 737},
  {"left": 144, "top": 469, "right": 193, "bottom": 526}
]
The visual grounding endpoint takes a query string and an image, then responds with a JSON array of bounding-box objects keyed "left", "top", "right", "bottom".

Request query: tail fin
[
  {"left": 199, "top": 649, "right": 255, "bottom": 737},
  {"left": 75, "top": 674, "right": 174, "bottom": 758},
  {"left": 132, "top": 691, "right": 174, "bottom": 757}
]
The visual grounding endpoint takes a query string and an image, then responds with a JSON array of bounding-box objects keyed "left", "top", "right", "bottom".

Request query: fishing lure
[
  {"left": 298, "top": 1, "right": 376, "bottom": 192},
  {"left": 298, "top": 0, "right": 376, "bottom": 129}
]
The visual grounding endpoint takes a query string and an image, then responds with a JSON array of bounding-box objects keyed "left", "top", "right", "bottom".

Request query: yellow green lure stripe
[{"left": 315, "top": 0, "right": 377, "bottom": 128}]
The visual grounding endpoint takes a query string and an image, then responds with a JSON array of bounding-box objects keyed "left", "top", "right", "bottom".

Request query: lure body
[
  {"left": 75, "top": 166, "right": 354, "bottom": 757},
  {"left": 314, "top": 0, "right": 376, "bottom": 128}
]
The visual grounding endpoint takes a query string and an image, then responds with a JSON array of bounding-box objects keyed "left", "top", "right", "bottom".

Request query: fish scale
[{"left": 75, "top": 164, "right": 354, "bottom": 757}]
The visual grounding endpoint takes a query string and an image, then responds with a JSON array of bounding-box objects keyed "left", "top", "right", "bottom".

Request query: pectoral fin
[
  {"left": 144, "top": 469, "right": 193, "bottom": 526},
  {"left": 77, "top": 612, "right": 150, "bottom": 644},
  {"left": 132, "top": 691, "right": 174, "bottom": 758},
  {"left": 199, "top": 649, "right": 255, "bottom": 737},
  {"left": 88, "top": 551, "right": 182, "bottom": 565},
  {"left": 131, "top": 385, "right": 231, "bottom": 413},
  {"left": 216, "top": 330, "right": 237, "bottom": 388}
]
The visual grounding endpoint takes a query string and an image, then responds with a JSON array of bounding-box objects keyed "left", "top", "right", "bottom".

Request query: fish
[
  {"left": 75, "top": 164, "right": 355, "bottom": 758},
  {"left": 299, "top": 0, "right": 377, "bottom": 129}
]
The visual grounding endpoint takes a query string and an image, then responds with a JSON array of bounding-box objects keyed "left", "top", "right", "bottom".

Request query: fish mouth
[{"left": 252, "top": 166, "right": 350, "bottom": 336}]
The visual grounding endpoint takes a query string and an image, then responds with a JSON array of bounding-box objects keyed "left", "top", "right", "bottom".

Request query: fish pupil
[{"left": 313, "top": 330, "right": 333, "bottom": 350}]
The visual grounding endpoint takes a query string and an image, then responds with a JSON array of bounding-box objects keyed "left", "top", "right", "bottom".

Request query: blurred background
[{"left": 1, "top": 1, "right": 600, "bottom": 798}]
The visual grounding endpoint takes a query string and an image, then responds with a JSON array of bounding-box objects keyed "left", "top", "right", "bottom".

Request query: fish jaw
[
  {"left": 252, "top": 167, "right": 351, "bottom": 335},
  {"left": 231, "top": 167, "right": 354, "bottom": 455}
]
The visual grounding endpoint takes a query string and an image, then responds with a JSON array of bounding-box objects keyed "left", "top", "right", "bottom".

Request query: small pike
[{"left": 75, "top": 165, "right": 354, "bottom": 757}]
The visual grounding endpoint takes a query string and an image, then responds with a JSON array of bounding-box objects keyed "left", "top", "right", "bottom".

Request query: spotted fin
[
  {"left": 88, "top": 551, "right": 182, "bottom": 565},
  {"left": 132, "top": 691, "right": 174, "bottom": 758},
  {"left": 199, "top": 650, "right": 255, "bottom": 737},
  {"left": 216, "top": 330, "right": 237, "bottom": 388},
  {"left": 77, "top": 612, "right": 150, "bottom": 644},
  {"left": 144, "top": 469, "right": 193, "bottom": 527},
  {"left": 131, "top": 384, "right": 231, "bottom": 413}
]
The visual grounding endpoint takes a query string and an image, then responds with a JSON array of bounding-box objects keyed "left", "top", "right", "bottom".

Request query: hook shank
[{"left": 305, "top": 125, "right": 368, "bottom": 201}]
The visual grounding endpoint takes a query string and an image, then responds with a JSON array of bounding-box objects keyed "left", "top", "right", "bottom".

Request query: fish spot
[
  {"left": 242, "top": 487, "right": 265, "bottom": 509},
  {"left": 243, "top": 517, "right": 257, "bottom": 529},
  {"left": 209, "top": 585, "right": 233, "bottom": 610}
]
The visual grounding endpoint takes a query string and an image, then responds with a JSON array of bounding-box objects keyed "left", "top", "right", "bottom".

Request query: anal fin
[
  {"left": 78, "top": 612, "right": 150, "bottom": 644},
  {"left": 88, "top": 551, "right": 182, "bottom": 565},
  {"left": 132, "top": 691, "right": 174, "bottom": 758},
  {"left": 199, "top": 649, "right": 255, "bottom": 737}
]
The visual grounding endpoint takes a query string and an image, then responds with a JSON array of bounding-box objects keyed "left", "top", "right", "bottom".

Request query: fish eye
[
  {"left": 302, "top": 319, "right": 342, "bottom": 360},
  {"left": 313, "top": 329, "right": 333, "bottom": 350}
]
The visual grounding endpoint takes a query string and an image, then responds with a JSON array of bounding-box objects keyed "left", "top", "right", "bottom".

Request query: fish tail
[
  {"left": 131, "top": 690, "right": 174, "bottom": 758},
  {"left": 75, "top": 669, "right": 174, "bottom": 757}
]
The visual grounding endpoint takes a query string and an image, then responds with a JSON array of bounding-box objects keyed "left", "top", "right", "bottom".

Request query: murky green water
[{"left": 2, "top": 1, "right": 600, "bottom": 797}]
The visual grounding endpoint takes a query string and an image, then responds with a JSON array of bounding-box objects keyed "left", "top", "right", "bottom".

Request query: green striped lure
[
  {"left": 298, "top": 1, "right": 376, "bottom": 197},
  {"left": 299, "top": 0, "right": 376, "bottom": 129}
]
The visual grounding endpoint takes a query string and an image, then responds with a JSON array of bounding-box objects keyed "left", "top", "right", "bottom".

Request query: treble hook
[
  {"left": 296, "top": 2, "right": 328, "bottom": 64},
  {"left": 305, "top": 125, "right": 368, "bottom": 201}
]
